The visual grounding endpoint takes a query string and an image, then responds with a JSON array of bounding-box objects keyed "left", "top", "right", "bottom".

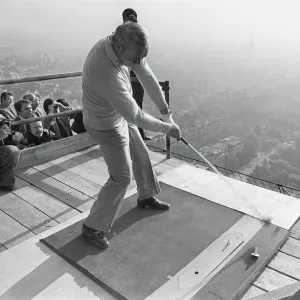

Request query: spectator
[
  {"left": 56, "top": 98, "right": 70, "bottom": 107},
  {"left": 0, "top": 92, "right": 17, "bottom": 120},
  {"left": 0, "top": 115, "right": 21, "bottom": 191},
  {"left": 12, "top": 99, "right": 34, "bottom": 133},
  {"left": 43, "top": 98, "right": 73, "bottom": 138},
  {"left": 122, "top": 9, "right": 151, "bottom": 140},
  {"left": 23, "top": 93, "right": 44, "bottom": 117},
  {"left": 71, "top": 111, "right": 86, "bottom": 134},
  {"left": 34, "top": 93, "right": 42, "bottom": 104},
  {"left": 0, "top": 115, "right": 26, "bottom": 150},
  {"left": 22, "top": 121, "right": 58, "bottom": 147}
]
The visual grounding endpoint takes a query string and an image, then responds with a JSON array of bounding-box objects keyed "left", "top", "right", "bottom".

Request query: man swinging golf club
[{"left": 81, "top": 21, "right": 181, "bottom": 249}]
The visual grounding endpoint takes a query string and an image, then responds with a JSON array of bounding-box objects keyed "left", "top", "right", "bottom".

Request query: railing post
[{"left": 164, "top": 80, "right": 171, "bottom": 159}]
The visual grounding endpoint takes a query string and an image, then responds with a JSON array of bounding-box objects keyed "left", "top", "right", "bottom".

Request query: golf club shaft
[
  {"left": 180, "top": 137, "right": 220, "bottom": 174},
  {"left": 180, "top": 137, "right": 266, "bottom": 220}
]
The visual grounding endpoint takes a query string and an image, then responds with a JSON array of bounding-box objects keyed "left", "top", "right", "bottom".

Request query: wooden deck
[{"left": 0, "top": 145, "right": 299, "bottom": 299}]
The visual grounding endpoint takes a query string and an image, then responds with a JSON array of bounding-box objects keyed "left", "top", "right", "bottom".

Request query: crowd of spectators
[{"left": 0, "top": 91, "right": 86, "bottom": 191}]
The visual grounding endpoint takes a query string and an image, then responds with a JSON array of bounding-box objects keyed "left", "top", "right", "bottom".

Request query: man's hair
[
  {"left": 1, "top": 92, "right": 13, "bottom": 100},
  {"left": 23, "top": 93, "right": 35, "bottom": 101},
  {"left": 26, "top": 120, "right": 42, "bottom": 133},
  {"left": 43, "top": 98, "right": 54, "bottom": 115},
  {"left": 14, "top": 99, "right": 32, "bottom": 113},
  {"left": 122, "top": 8, "right": 138, "bottom": 23},
  {"left": 56, "top": 98, "right": 69, "bottom": 107},
  {"left": 111, "top": 22, "right": 149, "bottom": 49}
]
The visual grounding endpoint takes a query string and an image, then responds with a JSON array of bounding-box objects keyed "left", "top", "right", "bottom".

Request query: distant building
[
  {"left": 211, "top": 143, "right": 227, "bottom": 152},
  {"left": 220, "top": 136, "right": 239, "bottom": 143},
  {"left": 198, "top": 136, "right": 244, "bottom": 167},
  {"left": 227, "top": 140, "right": 244, "bottom": 154},
  {"left": 217, "top": 136, "right": 244, "bottom": 155},
  {"left": 200, "top": 145, "right": 225, "bottom": 166}
]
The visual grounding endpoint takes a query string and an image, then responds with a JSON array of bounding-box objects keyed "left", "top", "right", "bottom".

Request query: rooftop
[
  {"left": 0, "top": 72, "right": 300, "bottom": 299},
  {"left": 0, "top": 143, "right": 299, "bottom": 299}
]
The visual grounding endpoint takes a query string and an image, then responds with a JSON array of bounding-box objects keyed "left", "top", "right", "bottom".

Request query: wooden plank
[
  {"left": 254, "top": 268, "right": 297, "bottom": 292},
  {"left": 151, "top": 160, "right": 173, "bottom": 175},
  {"left": 35, "top": 152, "right": 109, "bottom": 187},
  {"left": 16, "top": 132, "right": 97, "bottom": 170},
  {"left": 268, "top": 252, "right": 300, "bottom": 280},
  {"left": 33, "top": 163, "right": 100, "bottom": 198},
  {"left": 0, "top": 215, "right": 7, "bottom": 252},
  {"left": 0, "top": 192, "right": 58, "bottom": 234},
  {"left": 246, "top": 281, "right": 300, "bottom": 300},
  {"left": 0, "top": 210, "right": 35, "bottom": 248},
  {"left": 16, "top": 169, "right": 94, "bottom": 213},
  {"left": 35, "top": 147, "right": 102, "bottom": 171},
  {"left": 241, "top": 286, "right": 265, "bottom": 300},
  {"left": 290, "top": 219, "right": 300, "bottom": 241},
  {"left": 75, "top": 144, "right": 173, "bottom": 181},
  {"left": 35, "top": 148, "right": 163, "bottom": 202},
  {"left": 192, "top": 223, "right": 289, "bottom": 300},
  {"left": 76, "top": 145, "right": 103, "bottom": 160},
  {"left": 0, "top": 240, "right": 118, "bottom": 300},
  {"left": 159, "top": 164, "right": 300, "bottom": 230},
  {"left": 148, "top": 151, "right": 184, "bottom": 167},
  {"left": 26, "top": 272, "right": 118, "bottom": 300},
  {"left": 41, "top": 183, "right": 244, "bottom": 300},
  {"left": 46, "top": 157, "right": 109, "bottom": 186},
  {"left": 289, "top": 288, "right": 300, "bottom": 300},
  {"left": 12, "top": 176, "right": 81, "bottom": 223},
  {"left": 32, "top": 144, "right": 173, "bottom": 193},
  {"left": 34, "top": 144, "right": 101, "bottom": 169},
  {"left": 145, "top": 215, "right": 264, "bottom": 300},
  {"left": 281, "top": 237, "right": 300, "bottom": 259}
]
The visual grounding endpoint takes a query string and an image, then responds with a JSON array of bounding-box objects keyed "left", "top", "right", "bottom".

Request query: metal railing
[
  {"left": 147, "top": 142, "right": 300, "bottom": 198},
  {"left": 1, "top": 71, "right": 299, "bottom": 198},
  {"left": 0, "top": 71, "right": 171, "bottom": 158}
]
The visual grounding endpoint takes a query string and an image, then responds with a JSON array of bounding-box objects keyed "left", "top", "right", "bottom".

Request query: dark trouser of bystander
[
  {"left": 0, "top": 145, "right": 20, "bottom": 191},
  {"left": 132, "top": 80, "right": 150, "bottom": 141}
]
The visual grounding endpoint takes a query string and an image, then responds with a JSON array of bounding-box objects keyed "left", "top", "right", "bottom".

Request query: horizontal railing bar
[
  {"left": 11, "top": 109, "right": 81, "bottom": 126},
  {"left": 2, "top": 72, "right": 297, "bottom": 197},
  {"left": 0, "top": 72, "right": 168, "bottom": 87},
  {"left": 147, "top": 144, "right": 300, "bottom": 196},
  {"left": 0, "top": 72, "right": 82, "bottom": 85}
]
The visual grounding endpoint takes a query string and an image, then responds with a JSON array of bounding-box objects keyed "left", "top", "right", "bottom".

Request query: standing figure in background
[
  {"left": 0, "top": 92, "right": 17, "bottom": 120},
  {"left": 122, "top": 8, "right": 151, "bottom": 140}
]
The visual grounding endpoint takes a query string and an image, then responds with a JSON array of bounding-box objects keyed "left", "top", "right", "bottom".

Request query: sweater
[{"left": 81, "top": 36, "right": 172, "bottom": 134}]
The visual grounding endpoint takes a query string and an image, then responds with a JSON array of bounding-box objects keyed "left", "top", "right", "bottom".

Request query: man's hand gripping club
[{"left": 160, "top": 109, "right": 181, "bottom": 141}]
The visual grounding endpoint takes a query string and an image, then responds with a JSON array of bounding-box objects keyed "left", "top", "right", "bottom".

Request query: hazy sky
[{"left": 2, "top": 0, "right": 300, "bottom": 53}]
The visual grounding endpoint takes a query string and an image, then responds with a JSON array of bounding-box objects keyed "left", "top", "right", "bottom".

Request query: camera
[{"left": 0, "top": 119, "right": 11, "bottom": 128}]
